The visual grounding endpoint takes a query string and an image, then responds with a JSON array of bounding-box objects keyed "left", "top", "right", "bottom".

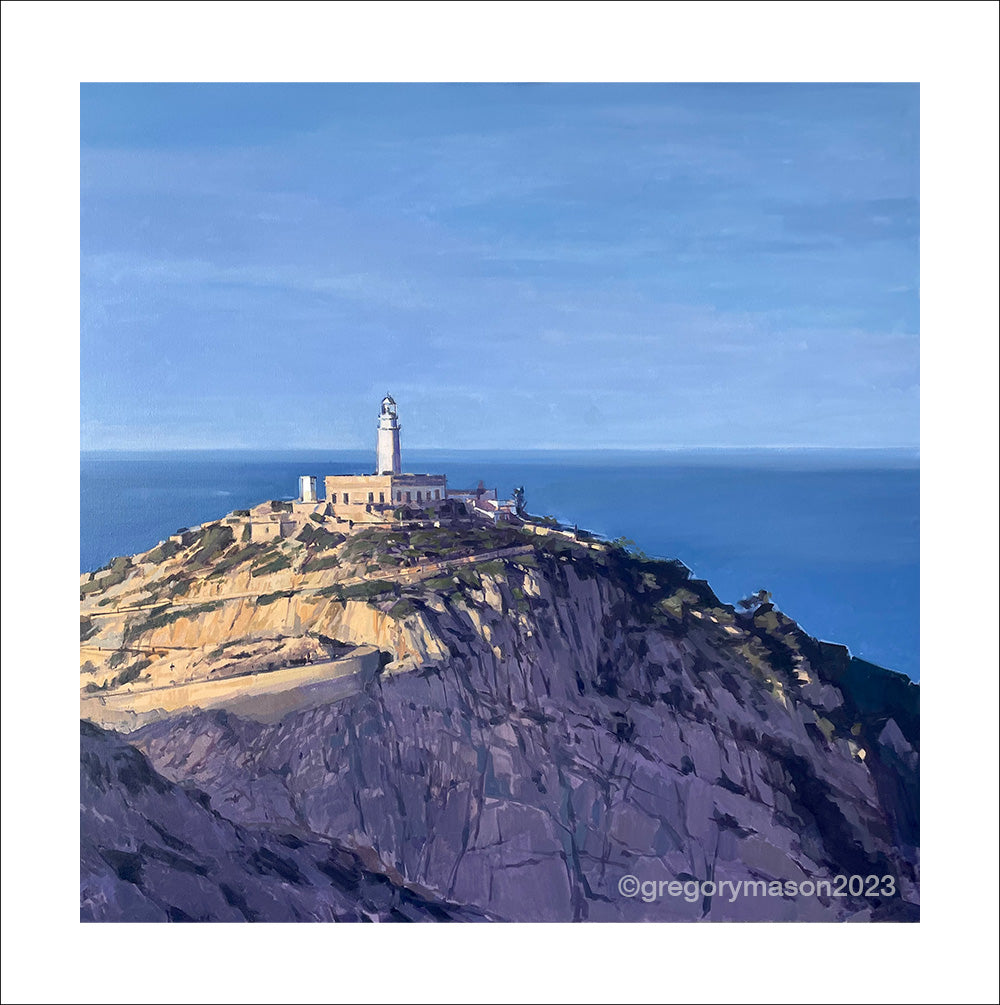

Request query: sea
[{"left": 80, "top": 448, "right": 919, "bottom": 681}]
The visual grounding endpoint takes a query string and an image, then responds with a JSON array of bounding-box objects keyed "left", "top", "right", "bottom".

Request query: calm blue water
[{"left": 80, "top": 449, "right": 919, "bottom": 680}]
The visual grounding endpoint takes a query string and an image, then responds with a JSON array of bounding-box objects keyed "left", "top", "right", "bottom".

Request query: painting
[
  {"left": 77, "top": 77, "right": 923, "bottom": 923},
  {"left": 4, "top": 4, "right": 998, "bottom": 1003}
]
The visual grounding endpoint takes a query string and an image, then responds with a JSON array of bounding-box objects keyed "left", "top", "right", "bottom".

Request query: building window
[
  {"left": 396, "top": 491, "right": 402, "bottom": 502},
  {"left": 405, "top": 492, "right": 411, "bottom": 503},
  {"left": 368, "top": 492, "right": 374, "bottom": 503},
  {"left": 379, "top": 492, "right": 385, "bottom": 503},
  {"left": 416, "top": 491, "right": 422, "bottom": 502},
  {"left": 342, "top": 493, "right": 349, "bottom": 504},
  {"left": 435, "top": 490, "right": 440, "bottom": 500}
]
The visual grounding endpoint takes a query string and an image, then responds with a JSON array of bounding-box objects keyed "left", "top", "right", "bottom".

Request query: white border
[{"left": 2, "top": 3, "right": 999, "bottom": 1004}]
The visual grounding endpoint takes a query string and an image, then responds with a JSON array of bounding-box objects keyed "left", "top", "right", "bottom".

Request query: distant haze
[{"left": 81, "top": 83, "right": 918, "bottom": 451}]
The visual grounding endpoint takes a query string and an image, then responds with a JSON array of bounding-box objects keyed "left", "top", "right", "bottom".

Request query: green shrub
[
  {"left": 163, "top": 574, "right": 194, "bottom": 599},
  {"left": 476, "top": 559, "right": 507, "bottom": 576},
  {"left": 340, "top": 529, "right": 387, "bottom": 562},
  {"left": 93, "top": 554, "right": 131, "bottom": 575},
  {"left": 144, "top": 539, "right": 181, "bottom": 565},
  {"left": 297, "top": 525, "right": 346, "bottom": 550},
  {"left": 81, "top": 555, "right": 132, "bottom": 593},
  {"left": 538, "top": 536, "right": 578, "bottom": 559},
  {"left": 131, "top": 601, "right": 223, "bottom": 639},
  {"left": 256, "top": 590, "right": 294, "bottom": 606},
  {"left": 112, "top": 661, "right": 150, "bottom": 688},
  {"left": 209, "top": 542, "right": 268, "bottom": 578},
  {"left": 251, "top": 554, "right": 292, "bottom": 578},
  {"left": 190, "top": 525, "right": 235, "bottom": 566},
  {"left": 303, "top": 554, "right": 341, "bottom": 573},
  {"left": 340, "top": 579, "right": 398, "bottom": 601}
]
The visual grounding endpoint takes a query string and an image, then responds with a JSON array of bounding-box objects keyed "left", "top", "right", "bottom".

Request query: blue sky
[{"left": 81, "top": 83, "right": 918, "bottom": 450}]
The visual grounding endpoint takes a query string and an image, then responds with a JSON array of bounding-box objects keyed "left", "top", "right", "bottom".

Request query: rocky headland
[{"left": 80, "top": 503, "right": 919, "bottom": 922}]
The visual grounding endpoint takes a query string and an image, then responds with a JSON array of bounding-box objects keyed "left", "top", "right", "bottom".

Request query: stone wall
[
  {"left": 250, "top": 520, "right": 283, "bottom": 543},
  {"left": 80, "top": 644, "right": 381, "bottom": 732}
]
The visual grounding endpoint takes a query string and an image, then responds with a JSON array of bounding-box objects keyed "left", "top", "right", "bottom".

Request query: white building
[{"left": 298, "top": 475, "right": 318, "bottom": 502}]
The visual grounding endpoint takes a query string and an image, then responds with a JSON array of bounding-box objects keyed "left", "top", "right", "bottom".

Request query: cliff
[
  {"left": 81, "top": 512, "right": 919, "bottom": 922},
  {"left": 81, "top": 721, "right": 487, "bottom": 921}
]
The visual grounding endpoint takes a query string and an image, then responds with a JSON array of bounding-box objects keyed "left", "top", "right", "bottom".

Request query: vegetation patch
[
  {"left": 476, "top": 559, "right": 508, "bottom": 577},
  {"left": 112, "top": 660, "right": 150, "bottom": 688},
  {"left": 189, "top": 524, "right": 235, "bottom": 566},
  {"left": 81, "top": 556, "right": 133, "bottom": 595},
  {"left": 251, "top": 554, "right": 292, "bottom": 578},
  {"left": 345, "top": 579, "right": 399, "bottom": 600},
  {"left": 453, "top": 566, "right": 483, "bottom": 589},
  {"left": 536, "top": 535, "right": 582, "bottom": 562},
  {"left": 302, "top": 554, "right": 341, "bottom": 573},
  {"left": 339, "top": 579, "right": 399, "bottom": 601},
  {"left": 389, "top": 597, "right": 419, "bottom": 619},
  {"left": 340, "top": 524, "right": 529, "bottom": 569},
  {"left": 256, "top": 590, "right": 295, "bottom": 606},
  {"left": 209, "top": 542, "right": 268, "bottom": 578},
  {"left": 144, "top": 540, "right": 181, "bottom": 565},
  {"left": 340, "top": 528, "right": 401, "bottom": 563},
  {"left": 161, "top": 573, "right": 194, "bottom": 600},
  {"left": 93, "top": 554, "right": 132, "bottom": 576},
  {"left": 128, "top": 601, "right": 224, "bottom": 641},
  {"left": 297, "top": 524, "right": 346, "bottom": 550}
]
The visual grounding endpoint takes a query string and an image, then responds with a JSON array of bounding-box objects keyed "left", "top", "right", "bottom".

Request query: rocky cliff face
[
  {"left": 84, "top": 524, "right": 919, "bottom": 922},
  {"left": 81, "top": 721, "right": 487, "bottom": 921}
]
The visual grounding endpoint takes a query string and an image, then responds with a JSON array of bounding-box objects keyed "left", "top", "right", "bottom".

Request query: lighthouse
[{"left": 376, "top": 394, "right": 402, "bottom": 475}]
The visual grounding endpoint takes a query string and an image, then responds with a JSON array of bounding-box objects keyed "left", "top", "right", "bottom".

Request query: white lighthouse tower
[{"left": 376, "top": 394, "right": 402, "bottom": 475}]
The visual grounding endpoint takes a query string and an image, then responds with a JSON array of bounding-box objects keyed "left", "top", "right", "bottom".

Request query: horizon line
[{"left": 81, "top": 444, "right": 920, "bottom": 454}]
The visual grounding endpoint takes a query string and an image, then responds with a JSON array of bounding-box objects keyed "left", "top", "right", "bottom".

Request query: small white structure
[
  {"left": 376, "top": 394, "right": 402, "bottom": 476},
  {"left": 299, "top": 475, "right": 318, "bottom": 503}
]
